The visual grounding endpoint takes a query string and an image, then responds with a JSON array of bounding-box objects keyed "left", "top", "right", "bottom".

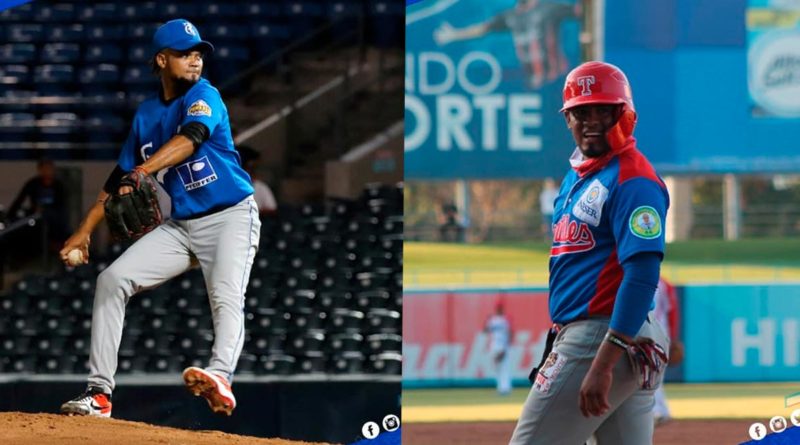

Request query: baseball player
[
  {"left": 652, "top": 276, "right": 683, "bottom": 425},
  {"left": 509, "top": 61, "right": 671, "bottom": 444},
  {"left": 484, "top": 303, "right": 513, "bottom": 395},
  {"left": 58, "top": 19, "right": 260, "bottom": 418}
]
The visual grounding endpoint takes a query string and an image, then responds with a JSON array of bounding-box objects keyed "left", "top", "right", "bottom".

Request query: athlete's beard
[{"left": 173, "top": 77, "right": 198, "bottom": 95}]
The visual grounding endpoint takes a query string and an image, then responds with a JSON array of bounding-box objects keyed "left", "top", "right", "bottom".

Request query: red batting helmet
[{"left": 560, "top": 61, "right": 635, "bottom": 112}]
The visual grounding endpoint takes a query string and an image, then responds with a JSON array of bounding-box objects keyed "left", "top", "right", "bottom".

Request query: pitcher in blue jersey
[
  {"left": 509, "top": 62, "right": 670, "bottom": 444},
  {"left": 59, "top": 19, "right": 260, "bottom": 418}
]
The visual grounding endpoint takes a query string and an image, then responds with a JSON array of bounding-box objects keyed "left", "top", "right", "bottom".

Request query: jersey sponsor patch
[
  {"left": 551, "top": 214, "right": 596, "bottom": 256},
  {"left": 572, "top": 179, "right": 608, "bottom": 227},
  {"left": 533, "top": 351, "right": 566, "bottom": 394},
  {"left": 629, "top": 206, "right": 662, "bottom": 239},
  {"left": 176, "top": 156, "right": 218, "bottom": 191},
  {"left": 187, "top": 100, "right": 212, "bottom": 117}
]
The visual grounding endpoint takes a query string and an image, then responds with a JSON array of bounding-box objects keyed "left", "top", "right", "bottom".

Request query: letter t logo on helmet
[
  {"left": 577, "top": 76, "right": 595, "bottom": 96},
  {"left": 560, "top": 61, "right": 635, "bottom": 112}
]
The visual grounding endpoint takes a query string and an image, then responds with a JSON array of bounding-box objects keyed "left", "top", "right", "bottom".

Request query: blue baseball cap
[{"left": 152, "top": 19, "right": 214, "bottom": 56}]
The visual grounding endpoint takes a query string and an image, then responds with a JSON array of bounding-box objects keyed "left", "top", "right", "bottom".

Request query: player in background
[
  {"left": 652, "top": 277, "right": 683, "bottom": 425},
  {"left": 434, "top": 0, "right": 582, "bottom": 89},
  {"left": 59, "top": 19, "right": 260, "bottom": 418},
  {"left": 509, "top": 61, "right": 670, "bottom": 445},
  {"left": 237, "top": 145, "right": 278, "bottom": 217},
  {"left": 485, "top": 303, "right": 513, "bottom": 395}
]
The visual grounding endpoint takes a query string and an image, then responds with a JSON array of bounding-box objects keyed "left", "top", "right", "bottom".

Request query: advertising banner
[
  {"left": 683, "top": 284, "right": 800, "bottom": 382},
  {"left": 405, "top": 0, "right": 583, "bottom": 179},
  {"left": 402, "top": 288, "right": 551, "bottom": 386},
  {"left": 747, "top": 0, "right": 800, "bottom": 118}
]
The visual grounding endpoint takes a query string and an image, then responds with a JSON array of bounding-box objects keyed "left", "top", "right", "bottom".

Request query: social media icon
[
  {"left": 383, "top": 414, "right": 400, "bottom": 432},
  {"left": 362, "top": 421, "right": 380, "bottom": 439},
  {"left": 749, "top": 422, "right": 766, "bottom": 441},
  {"left": 770, "top": 416, "right": 787, "bottom": 433},
  {"left": 791, "top": 409, "right": 800, "bottom": 427}
]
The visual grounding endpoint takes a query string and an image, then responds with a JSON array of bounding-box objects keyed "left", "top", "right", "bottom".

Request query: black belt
[{"left": 182, "top": 202, "right": 237, "bottom": 220}]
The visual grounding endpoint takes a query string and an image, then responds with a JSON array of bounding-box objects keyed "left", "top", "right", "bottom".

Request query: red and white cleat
[{"left": 182, "top": 367, "right": 236, "bottom": 416}]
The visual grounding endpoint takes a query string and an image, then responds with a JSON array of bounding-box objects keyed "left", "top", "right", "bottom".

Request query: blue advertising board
[
  {"left": 407, "top": 0, "right": 800, "bottom": 179},
  {"left": 405, "top": 0, "right": 582, "bottom": 179},
  {"left": 683, "top": 284, "right": 800, "bottom": 382}
]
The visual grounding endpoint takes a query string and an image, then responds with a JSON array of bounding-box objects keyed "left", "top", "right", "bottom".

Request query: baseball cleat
[
  {"left": 60, "top": 388, "right": 112, "bottom": 418},
  {"left": 182, "top": 366, "right": 236, "bottom": 416}
]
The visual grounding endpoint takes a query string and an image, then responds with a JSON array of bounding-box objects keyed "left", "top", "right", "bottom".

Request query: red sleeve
[{"left": 665, "top": 280, "right": 679, "bottom": 340}]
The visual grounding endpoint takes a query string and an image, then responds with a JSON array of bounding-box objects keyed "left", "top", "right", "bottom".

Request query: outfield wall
[{"left": 403, "top": 284, "right": 800, "bottom": 387}]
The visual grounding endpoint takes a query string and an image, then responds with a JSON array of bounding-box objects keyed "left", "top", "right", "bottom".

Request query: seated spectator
[{"left": 237, "top": 145, "right": 277, "bottom": 217}]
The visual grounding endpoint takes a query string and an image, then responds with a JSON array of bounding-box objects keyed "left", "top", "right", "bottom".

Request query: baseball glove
[
  {"left": 626, "top": 338, "right": 668, "bottom": 390},
  {"left": 104, "top": 167, "right": 162, "bottom": 241}
]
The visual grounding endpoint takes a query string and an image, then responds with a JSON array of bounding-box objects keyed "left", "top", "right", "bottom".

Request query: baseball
[{"left": 66, "top": 249, "right": 84, "bottom": 267}]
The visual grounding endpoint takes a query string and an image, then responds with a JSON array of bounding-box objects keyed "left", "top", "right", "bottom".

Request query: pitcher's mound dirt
[{"left": 0, "top": 412, "right": 333, "bottom": 445}]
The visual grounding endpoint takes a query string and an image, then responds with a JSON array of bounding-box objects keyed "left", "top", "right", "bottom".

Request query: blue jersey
[
  {"left": 118, "top": 78, "right": 253, "bottom": 219},
  {"left": 548, "top": 147, "right": 669, "bottom": 326}
]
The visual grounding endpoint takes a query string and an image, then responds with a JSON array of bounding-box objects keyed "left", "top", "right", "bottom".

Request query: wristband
[{"left": 604, "top": 332, "right": 629, "bottom": 350}]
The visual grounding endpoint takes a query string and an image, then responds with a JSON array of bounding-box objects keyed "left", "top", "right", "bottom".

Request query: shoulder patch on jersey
[
  {"left": 572, "top": 179, "right": 608, "bottom": 227},
  {"left": 187, "top": 99, "right": 212, "bottom": 117},
  {"left": 629, "top": 206, "right": 662, "bottom": 239}
]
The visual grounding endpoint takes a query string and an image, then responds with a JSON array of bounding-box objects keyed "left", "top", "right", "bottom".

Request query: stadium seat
[
  {"left": 201, "top": 4, "right": 242, "bottom": 20},
  {"left": 158, "top": 3, "right": 200, "bottom": 19},
  {"left": 7, "top": 24, "right": 45, "bottom": 43},
  {"left": 39, "top": 112, "right": 81, "bottom": 143},
  {"left": 33, "top": 3, "right": 75, "bottom": 22},
  {"left": 1, "top": 43, "right": 36, "bottom": 64},
  {"left": 370, "top": 351, "right": 402, "bottom": 374},
  {"left": 127, "top": 23, "right": 160, "bottom": 41},
  {"left": 85, "top": 44, "right": 123, "bottom": 63},
  {"left": 259, "top": 353, "right": 295, "bottom": 375},
  {"left": 318, "top": 290, "right": 353, "bottom": 310},
  {"left": 85, "top": 25, "right": 125, "bottom": 42},
  {"left": 296, "top": 350, "right": 326, "bottom": 374},
  {"left": 330, "top": 351, "right": 364, "bottom": 374},
  {"left": 287, "top": 308, "right": 326, "bottom": 331},
  {"left": 287, "top": 331, "right": 325, "bottom": 354},
  {"left": 34, "top": 65, "right": 75, "bottom": 94},
  {"left": 46, "top": 24, "right": 84, "bottom": 43},
  {"left": 242, "top": 2, "right": 282, "bottom": 18},
  {"left": 40, "top": 43, "right": 80, "bottom": 63},
  {"left": 0, "top": 65, "right": 31, "bottom": 94},
  {"left": 128, "top": 44, "right": 151, "bottom": 64},
  {"left": 355, "top": 290, "right": 391, "bottom": 310},
  {"left": 329, "top": 308, "right": 364, "bottom": 332},
  {"left": 327, "top": 332, "right": 363, "bottom": 353},
  {"left": 250, "top": 307, "right": 290, "bottom": 333},
  {"left": 365, "top": 308, "right": 400, "bottom": 333},
  {"left": 78, "top": 3, "right": 119, "bottom": 22},
  {"left": 365, "top": 333, "right": 401, "bottom": 354},
  {"left": 120, "top": 3, "right": 157, "bottom": 21},
  {"left": 282, "top": 289, "right": 316, "bottom": 309}
]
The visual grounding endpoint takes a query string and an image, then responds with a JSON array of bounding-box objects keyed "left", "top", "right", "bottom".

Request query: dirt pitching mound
[
  {"left": 0, "top": 412, "right": 333, "bottom": 445},
  {"left": 403, "top": 419, "right": 757, "bottom": 444}
]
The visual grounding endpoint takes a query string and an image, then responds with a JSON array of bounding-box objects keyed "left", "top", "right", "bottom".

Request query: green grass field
[{"left": 404, "top": 239, "right": 800, "bottom": 287}]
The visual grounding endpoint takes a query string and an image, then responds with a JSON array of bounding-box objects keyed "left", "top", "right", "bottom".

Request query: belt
[{"left": 182, "top": 202, "right": 237, "bottom": 220}]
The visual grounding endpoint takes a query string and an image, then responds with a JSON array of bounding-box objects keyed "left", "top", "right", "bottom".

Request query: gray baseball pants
[
  {"left": 509, "top": 314, "right": 669, "bottom": 445},
  {"left": 87, "top": 196, "right": 260, "bottom": 393}
]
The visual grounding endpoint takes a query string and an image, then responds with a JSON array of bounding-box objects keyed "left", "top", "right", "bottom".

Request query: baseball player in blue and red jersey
[
  {"left": 509, "top": 61, "right": 670, "bottom": 444},
  {"left": 59, "top": 19, "right": 260, "bottom": 417}
]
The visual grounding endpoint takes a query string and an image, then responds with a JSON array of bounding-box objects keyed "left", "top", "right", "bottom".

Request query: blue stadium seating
[{"left": 40, "top": 44, "right": 79, "bottom": 65}]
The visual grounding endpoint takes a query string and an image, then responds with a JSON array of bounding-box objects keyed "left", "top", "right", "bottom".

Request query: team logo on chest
[
  {"left": 551, "top": 214, "right": 596, "bottom": 256},
  {"left": 176, "top": 156, "right": 218, "bottom": 191},
  {"left": 572, "top": 179, "right": 608, "bottom": 227}
]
